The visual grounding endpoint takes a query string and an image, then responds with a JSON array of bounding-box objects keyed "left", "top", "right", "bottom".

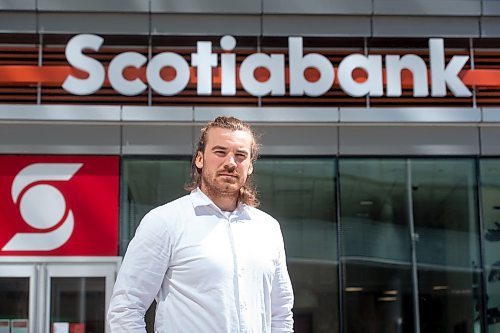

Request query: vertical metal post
[
  {"left": 476, "top": 158, "right": 490, "bottom": 333},
  {"left": 258, "top": 0, "right": 263, "bottom": 108},
  {"left": 406, "top": 159, "right": 421, "bottom": 333},
  {"left": 147, "top": 0, "right": 152, "bottom": 106},
  {"left": 364, "top": 37, "right": 370, "bottom": 109},
  {"left": 37, "top": 34, "right": 43, "bottom": 105},
  {"left": 469, "top": 38, "right": 477, "bottom": 109},
  {"left": 38, "top": 263, "right": 47, "bottom": 333},
  {"left": 79, "top": 278, "right": 86, "bottom": 324},
  {"left": 336, "top": 157, "right": 345, "bottom": 333}
]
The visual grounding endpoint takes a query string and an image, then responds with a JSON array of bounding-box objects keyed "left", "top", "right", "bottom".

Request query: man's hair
[{"left": 185, "top": 116, "right": 261, "bottom": 207}]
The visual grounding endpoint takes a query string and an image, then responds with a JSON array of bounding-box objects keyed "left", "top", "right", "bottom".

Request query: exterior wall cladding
[{"left": 0, "top": 0, "right": 498, "bottom": 38}]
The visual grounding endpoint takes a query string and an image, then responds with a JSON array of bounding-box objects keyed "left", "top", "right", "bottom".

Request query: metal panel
[
  {"left": 255, "top": 125, "right": 338, "bottom": 155},
  {"left": 0, "top": 124, "right": 121, "bottom": 154},
  {"left": 262, "top": 15, "right": 371, "bottom": 37},
  {"left": 0, "top": 105, "right": 120, "bottom": 122},
  {"left": 482, "top": 108, "right": 500, "bottom": 122},
  {"left": 122, "top": 125, "right": 194, "bottom": 155},
  {"left": 372, "top": 16, "right": 480, "bottom": 37},
  {"left": 194, "top": 107, "right": 339, "bottom": 124},
  {"left": 151, "top": 0, "right": 261, "bottom": 14},
  {"left": 0, "top": 12, "right": 36, "bottom": 33},
  {"left": 340, "top": 108, "right": 481, "bottom": 123},
  {"left": 481, "top": 127, "right": 500, "bottom": 155},
  {"left": 263, "top": 0, "right": 372, "bottom": 15},
  {"left": 481, "top": 17, "right": 500, "bottom": 37},
  {"left": 483, "top": 0, "right": 500, "bottom": 16},
  {"left": 0, "top": 0, "right": 36, "bottom": 10},
  {"left": 339, "top": 126, "right": 480, "bottom": 155},
  {"left": 152, "top": 14, "right": 260, "bottom": 36},
  {"left": 122, "top": 106, "right": 193, "bottom": 122},
  {"left": 38, "top": 13, "right": 149, "bottom": 34},
  {"left": 374, "top": 0, "right": 480, "bottom": 16},
  {"left": 37, "top": 0, "right": 149, "bottom": 12}
]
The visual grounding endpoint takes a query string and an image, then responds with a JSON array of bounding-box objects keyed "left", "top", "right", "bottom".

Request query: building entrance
[{"left": 0, "top": 257, "right": 120, "bottom": 333}]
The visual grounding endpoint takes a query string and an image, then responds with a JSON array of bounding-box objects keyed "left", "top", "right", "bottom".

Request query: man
[{"left": 107, "top": 116, "right": 294, "bottom": 332}]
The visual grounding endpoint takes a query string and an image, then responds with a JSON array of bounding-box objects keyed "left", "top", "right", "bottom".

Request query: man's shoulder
[
  {"left": 150, "top": 192, "right": 193, "bottom": 216},
  {"left": 245, "top": 205, "right": 279, "bottom": 225}
]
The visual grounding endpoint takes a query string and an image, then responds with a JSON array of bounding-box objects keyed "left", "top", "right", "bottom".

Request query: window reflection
[
  {"left": 121, "top": 158, "right": 191, "bottom": 332},
  {"left": 0, "top": 278, "right": 29, "bottom": 327},
  {"left": 119, "top": 156, "right": 493, "bottom": 333},
  {"left": 254, "top": 158, "right": 338, "bottom": 333},
  {"left": 344, "top": 261, "right": 414, "bottom": 333},
  {"left": 122, "top": 157, "right": 338, "bottom": 333},
  {"left": 412, "top": 159, "right": 482, "bottom": 333},
  {"left": 121, "top": 158, "right": 190, "bottom": 254},
  {"left": 339, "top": 159, "right": 415, "bottom": 333},
  {"left": 480, "top": 159, "right": 500, "bottom": 331},
  {"left": 50, "top": 277, "right": 105, "bottom": 333}
]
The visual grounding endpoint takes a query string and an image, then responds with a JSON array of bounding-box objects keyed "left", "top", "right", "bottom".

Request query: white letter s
[{"left": 62, "top": 34, "right": 105, "bottom": 95}]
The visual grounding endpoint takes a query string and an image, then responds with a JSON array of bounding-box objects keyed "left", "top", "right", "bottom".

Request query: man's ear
[
  {"left": 248, "top": 162, "right": 253, "bottom": 175},
  {"left": 195, "top": 151, "right": 204, "bottom": 169}
]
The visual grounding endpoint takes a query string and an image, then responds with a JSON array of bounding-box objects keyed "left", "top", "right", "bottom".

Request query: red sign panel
[{"left": 0, "top": 155, "right": 119, "bottom": 256}]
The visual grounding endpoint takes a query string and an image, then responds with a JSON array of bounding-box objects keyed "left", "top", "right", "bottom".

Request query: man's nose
[{"left": 225, "top": 154, "right": 237, "bottom": 168}]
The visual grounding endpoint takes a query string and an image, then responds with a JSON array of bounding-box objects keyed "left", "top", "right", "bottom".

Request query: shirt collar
[{"left": 190, "top": 187, "right": 251, "bottom": 220}]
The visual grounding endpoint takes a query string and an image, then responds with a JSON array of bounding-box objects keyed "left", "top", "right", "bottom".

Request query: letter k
[{"left": 430, "top": 38, "right": 472, "bottom": 97}]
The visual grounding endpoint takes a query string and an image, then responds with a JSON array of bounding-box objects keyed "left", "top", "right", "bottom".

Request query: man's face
[{"left": 195, "top": 127, "right": 254, "bottom": 201}]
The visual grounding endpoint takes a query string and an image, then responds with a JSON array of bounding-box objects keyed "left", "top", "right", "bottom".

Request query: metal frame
[
  {"left": 0, "top": 264, "right": 37, "bottom": 333},
  {"left": 0, "top": 257, "right": 121, "bottom": 333}
]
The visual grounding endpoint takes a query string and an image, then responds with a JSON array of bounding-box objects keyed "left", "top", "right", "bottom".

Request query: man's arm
[
  {"left": 107, "top": 210, "right": 171, "bottom": 332},
  {"left": 271, "top": 228, "right": 294, "bottom": 333}
]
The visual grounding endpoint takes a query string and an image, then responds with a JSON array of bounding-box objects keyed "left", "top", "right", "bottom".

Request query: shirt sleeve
[
  {"left": 107, "top": 209, "right": 172, "bottom": 333},
  {"left": 270, "top": 224, "right": 295, "bottom": 333}
]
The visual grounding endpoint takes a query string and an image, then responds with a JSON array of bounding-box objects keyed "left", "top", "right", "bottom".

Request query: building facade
[{"left": 1, "top": 0, "right": 500, "bottom": 332}]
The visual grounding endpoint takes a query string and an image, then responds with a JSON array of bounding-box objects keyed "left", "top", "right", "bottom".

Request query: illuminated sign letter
[
  {"left": 220, "top": 35, "right": 236, "bottom": 96},
  {"left": 62, "top": 34, "right": 105, "bottom": 95},
  {"left": 108, "top": 52, "right": 147, "bottom": 96},
  {"left": 288, "top": 37, "right": 334, "bottom": 97},
  {"left": 386, "top": 54, "right": 429, "bottom": 97},
  {"left": 430, "top": 38, "right": 471, "bottom": 97},
  {"left": 146, "top": 53, "right": 190, "bottom": 96},
  {"left": 338, "top": 54, "right": 383, "bottom": 97},
  {"left": 239, "top": 53, "right": 285, "bottom": 96},
  {"left": 192, "top": 41, "right": 217, "bottom": 95}
]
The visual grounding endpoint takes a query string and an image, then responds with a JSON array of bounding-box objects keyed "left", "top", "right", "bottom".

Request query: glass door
[
  {"left": 0, "top": 258, "right": 119, "bottom": 333},
  {"left": 0, "top": 265, "right": 36, "bottom": 333},
  {"left": 45, "top": 263, "right": 116, "bottom": 333}
]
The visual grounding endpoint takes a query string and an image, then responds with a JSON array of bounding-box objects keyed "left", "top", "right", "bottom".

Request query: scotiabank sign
[
  {"left": 0, "top": 156, "right": 119, "bottom": 256},
  {"left": 60, "top": 34, "right": 500, "bottom": 98}
]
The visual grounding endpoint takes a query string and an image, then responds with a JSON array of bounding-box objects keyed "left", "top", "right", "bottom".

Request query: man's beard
[{"left": 201, "top": 170, "right": 242, "bottom": 200}]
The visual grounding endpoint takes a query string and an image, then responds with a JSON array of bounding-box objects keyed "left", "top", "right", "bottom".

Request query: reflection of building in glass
[{"left": 120, "top": 158, "right": 500, "bottom": 332}]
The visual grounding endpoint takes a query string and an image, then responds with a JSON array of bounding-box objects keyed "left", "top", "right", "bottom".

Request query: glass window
[
  {"left": 0, "top": 277, "right": 29, "bottom": 327},
  {"left": 339, "top": 159, "right": 415, "bottom": 333},
  {"left": 480, "top": 158, "right": 500, "bottom": 332},
  {"left": 50, "top": 277, "right": 105, "bottom": 333},
  {"left": 121, "top": 157, "right": 338, "bottom": 332},
  {"left": 121, "top": 158, "right": 191, "bottom": 332},
  {"left": 254, "top": 158, "right": 338, "bottom": 333},
  {"left": 412, "top": 159, "right": 482, "bottom": 333},
  {"left": 120, "top": 158, "right": 190, "bottom": 254}
]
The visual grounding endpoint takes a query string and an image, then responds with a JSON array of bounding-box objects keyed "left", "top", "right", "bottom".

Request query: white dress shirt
[{"left": 107, "top": 188, "right": 294, "bottom": 332}]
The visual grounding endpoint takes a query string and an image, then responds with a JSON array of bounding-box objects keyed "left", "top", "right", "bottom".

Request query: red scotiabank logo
[{"left": 0, "top": 156, "right": 119, "bottom": 256}]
